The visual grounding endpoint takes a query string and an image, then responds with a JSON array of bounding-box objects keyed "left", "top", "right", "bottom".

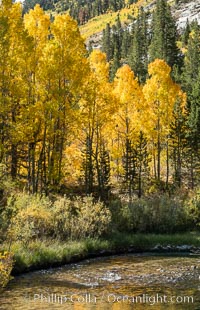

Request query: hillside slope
[
  {"left": 80, "top": 0, "right": 200, "bottom": 46},
  {"left": 22, "top": 0, "right": 200, "bottom": 40}
]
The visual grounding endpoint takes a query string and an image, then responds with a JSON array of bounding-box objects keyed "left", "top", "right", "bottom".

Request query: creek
[{"left": 0, "top": 253, "right": 200, "bottom": 309}]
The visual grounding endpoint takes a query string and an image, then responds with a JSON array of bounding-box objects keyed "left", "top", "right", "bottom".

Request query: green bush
[
  {"left": 4, "top": 193, "right": 111, "bottom": 245},
  {"left": 109, "top": 194, "right": 189, "bottom": 234},
  {"left": 184, "top": 188, "right": 200, "bottom": 229},
  {"left": 7, "top": 193, "right": 53, "bottom": 245},
  {"left": 3, "top": 189, "right": 197, "bottom": 246},
  {"left": 0, "top": 176, "right": 20, "bottom": 240},
  {"left": 53, "top": 196, "right": 111, "bottom": 240}
]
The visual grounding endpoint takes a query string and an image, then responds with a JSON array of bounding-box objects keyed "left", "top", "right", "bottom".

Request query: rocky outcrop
[{"left": 173, "top": 1, "right": 200, "bottom": 31}]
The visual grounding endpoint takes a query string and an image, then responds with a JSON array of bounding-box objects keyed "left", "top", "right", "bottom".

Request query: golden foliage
[{"left": 0, "top": 252, "right": 14, "bottom": 288}]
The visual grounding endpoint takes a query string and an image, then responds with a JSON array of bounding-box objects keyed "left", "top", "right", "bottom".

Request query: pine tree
[
  {"left": 128, "top": 7, "right": 148, "bottom": 83},
  {"left": 108, "top": 16, "right": 123, "bottom": 80},
  {"left": 94, "top": 0, "right": 102, "bottom": 16},
  {"left": 102, "top": 0, "right": 109, "bottom": 13},
  {"left": 182, "top": 21, "right": 200, "bottom": 93},
  {"left": 122, "top": 138, "right": 137, "bottom": 200},
  {"left": 134, "top": 131, "right": 150, "bottom": 197},
  {"left": 88, "top": 40, "right": 93, "bottom": 54},
  {"left": 102, "top": 23, "right": 113, "bottom": 61},
  {"left": 115, "top": 13, "right": 123, "bottom": 48},
  {"left": 122, "top": 132, "right": 149, "bottom": 199},
  {"left": 170, "top": 98, "right": 187, "bottom": 187},
  {"left": 99, "top": 142, "right": 110, "bottom": 200},
  {"left": 149, "top": 0, "right": 179, "bottom": 68},
  {"left": 182, "top": 19, "right": 191, "bottom": 46},
  {"left": 182, "top": 21, "right": 200, "bottom": 188},
  {"left": 185, "top": 72, "right": 200, "bottom": 188},
  {"left": 110, "top": 45, "right": 121, "bottom": 81},
  {"left": 82, "top": 135, "right": 94, "bottom": 194},
  {"left": 23, "top": 0, "right": 57, "bottom": 14},
  {"left": 121, "top": 28, "right": 131, "bottom": 60}
]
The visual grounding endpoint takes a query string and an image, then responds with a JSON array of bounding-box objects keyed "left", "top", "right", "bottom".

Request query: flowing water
[{"left": 0, "top": 253, "right": 200, "bottom": 310}]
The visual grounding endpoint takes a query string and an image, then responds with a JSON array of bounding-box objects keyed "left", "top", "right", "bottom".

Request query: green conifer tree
[
  {"left": 102, "top": 23, "right": 113, "bottom": 61},
  {"left": 182, "top": 19, "right": 191, "bottom": 46},
  {"left": 185, "top": 72, "right": 200, "bottom": 188},
  {"left": 122, "top": 138, "right": 137, "bottom": 201},
  {"left": 110, "top": 44, "right": 121, "bottom": 81},
  {"left": 134, "top": 131, "right": 150, "bottom": 198},
  {"left": 149, "top": 0, "right": 179, "bottom": 68},
  {"left": 121, "top": 28, "right": 131, "bottom": 60},
  {"left": 182, "top": 21, "right": 200, "bottom": 188},
  {"left": 182, "top": 21, "right": 200, "bottom": 93},
  {"left": 170, "top": 99, "right": 187, "bottom": 187},
  {"left": 128, "top": 7, "right": 148, "bottom": 83},
  {"left": 99, "top": 143, "right": 110, "bottom": 200}
]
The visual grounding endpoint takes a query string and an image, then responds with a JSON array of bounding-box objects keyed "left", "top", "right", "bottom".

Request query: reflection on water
[{"left": 0, "top": 254, "right": 200, "bottom": 309}]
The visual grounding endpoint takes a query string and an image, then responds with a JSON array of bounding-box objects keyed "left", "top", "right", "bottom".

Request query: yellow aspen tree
[
  {"left": 36, "top": 14, "right": 88, "bottom": 191},
  {"left": 143, "top": 59, "right": 186, "bottom": 184},
  {"left": 8, "top": 2, "right": 33, "bottom": 180},
  {"left": 0, "top": 0, "right": 12, "bottom": 165},
  {"left": 23, "top": 4, "right": 51, "bottom": 192},
  {"left": 113, "top": 64, "right": 145, "bottom": 198},
  {"left": 79, "top": 50, "right": 114, "bottom": 198},
  {"left": 0, "top": 0, "right": 32, "bottom": 180}
]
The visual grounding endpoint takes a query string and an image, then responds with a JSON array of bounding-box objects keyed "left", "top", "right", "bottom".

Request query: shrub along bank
[
  {"left": 1, "top": 232, "right": 200, "bottom": 276},
  {"left": 0, "top": 189, "right": 200, "bottom": 284}
]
